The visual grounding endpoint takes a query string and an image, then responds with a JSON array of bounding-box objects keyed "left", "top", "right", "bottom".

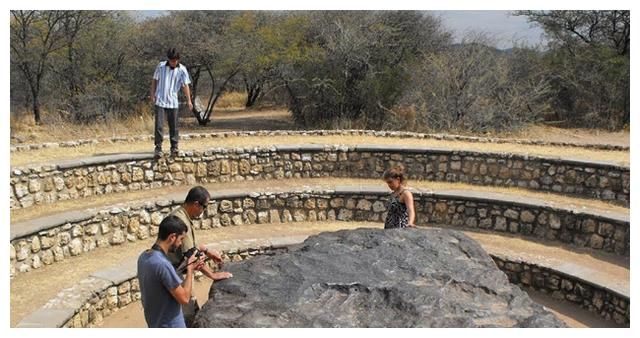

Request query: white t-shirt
[{"left": 153, "top": 61, "right": 191, "bottom": 109}]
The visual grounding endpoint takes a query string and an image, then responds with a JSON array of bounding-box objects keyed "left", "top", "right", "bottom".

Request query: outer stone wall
[
  {"left": 10, "top": 130, "right": 629, "bottom": 153},
  {"left": 10, "top": 188, "right": 629, "bottom": 278},
  {"left": 9, "top": 145, "right": 630, "bottom": 209}
]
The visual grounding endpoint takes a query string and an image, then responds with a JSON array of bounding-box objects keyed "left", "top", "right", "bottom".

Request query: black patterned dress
[{"left": 384, "top": 190, "right": 409, "bottom": 229}]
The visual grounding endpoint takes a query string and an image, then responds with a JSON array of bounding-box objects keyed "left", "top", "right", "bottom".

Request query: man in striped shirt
[{"left": 150, "top": 48, "right": 193, "bottom": 158}]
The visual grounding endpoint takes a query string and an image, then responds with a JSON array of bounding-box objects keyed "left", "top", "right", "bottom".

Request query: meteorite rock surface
[{"left": 195, "top": 228, "right": 566, "bottom": 328}]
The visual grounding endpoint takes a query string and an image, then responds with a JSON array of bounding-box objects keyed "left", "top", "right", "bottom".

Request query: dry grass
[
  {"left": 213, "top": 109, "right": 291, "bottom": 119},
  {"left": 10, "top": 103, "right": 156, "bottom": 144},
  {"left": 213, "top": 91, "right": 247, "bottom": 109},
  {"left": 10, "top": 177, "right": 628, "bottom": 224},
  {"left": 12, "top": 106, "right": 630, "bottom": 144},
  {"left": 10, "top": 134, "right": 629, "bottom": 167}
]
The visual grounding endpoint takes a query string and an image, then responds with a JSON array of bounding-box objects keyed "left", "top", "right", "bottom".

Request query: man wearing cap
[{"left": 149, "top": 48, "right": 193, "bottom": 158}]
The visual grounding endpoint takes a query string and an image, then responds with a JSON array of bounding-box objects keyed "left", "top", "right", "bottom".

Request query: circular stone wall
[{"left": 10, "top": 145, "right": 630, "bottom": 209}]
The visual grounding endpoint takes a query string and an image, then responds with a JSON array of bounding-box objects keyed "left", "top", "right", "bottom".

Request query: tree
[
  {"left": 10, "top": 10, "right": 72, "bottom": 124},
  {"left": 225, "top": 12, "right": 270, "bottom": 108},
  {"left": 515, "top": 10, "right": 630, "bottom": 128},
  {"left": 156, "top": 11, "right": 246, "bottom": 125},
  {"left": 516, "top": 10, "right": 629, "bottom": 56},
  {"left": 58, "top": 12, "right": 107, "bottom": 111},
  {"left": 279, "top": 11, "right": 451, "bottom": 129}
]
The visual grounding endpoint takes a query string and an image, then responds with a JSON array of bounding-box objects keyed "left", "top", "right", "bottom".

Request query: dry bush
[
  {"left": 10, "top": 111, "right": 39, "bottom": 142},
  {"left": 400, "top": 34, "right": 551, "bottom": 133},
  {"left": 379, "top": 105, "right": 418, "bottom": 131}
]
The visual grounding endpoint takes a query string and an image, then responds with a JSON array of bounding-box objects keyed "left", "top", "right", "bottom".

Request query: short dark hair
[
  {"left": 158, "top": 215, "right": 187, "bottom": 240},
  {"left": 185, "top": 186, "right": 210, "bottom": 206},
  {"left": 166, "top": 48, "right": 180, "bottom": 60}
]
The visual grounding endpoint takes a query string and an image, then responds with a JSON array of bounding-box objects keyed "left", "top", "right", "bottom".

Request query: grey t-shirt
[{"left": 137, "top": 249, "right": 185, "bottom": 328}]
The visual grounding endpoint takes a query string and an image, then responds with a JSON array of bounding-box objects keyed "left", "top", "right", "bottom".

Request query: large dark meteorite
[{"left": 195, "top": 228, "right": 566, "bottom": 328}]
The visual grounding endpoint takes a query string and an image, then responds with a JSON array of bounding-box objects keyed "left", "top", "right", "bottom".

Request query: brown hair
[{"left": 383, "top": 165, "right": 407, "bottom": 185}]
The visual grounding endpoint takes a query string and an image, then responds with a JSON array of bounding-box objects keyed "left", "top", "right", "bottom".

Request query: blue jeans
[{"left": 154, "top": 105, "right": 179, "bottom": 152}]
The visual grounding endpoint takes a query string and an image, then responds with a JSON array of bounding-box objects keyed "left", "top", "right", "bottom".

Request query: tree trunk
[
  {"left": 27, "top": 78, "right": 42, "bottom": 124},
  {"left": 188, "top": 65, "right": 208, "bottom": 126},
  {"left": 244, "top": 77, "right": 263, "bottom": 108},
  {"left": 200, "top": 67, "right": 239, "bottom": 125},
  {"left": 32, "top": 97, "right": 41, "bottom": 125},
  {"left": 245, "top": 84, "right": 262, "bottom": 108}
]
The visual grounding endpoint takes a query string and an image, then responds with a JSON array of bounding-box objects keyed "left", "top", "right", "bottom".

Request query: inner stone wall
[
  {"left": 10, "top": 146, "right": 630, "bottom": 209},
  {"left": 32, "top": 242, "right": 628, "bottom": 328},
  {"left": 10, "top": 188, "right": 629, "bottom": 278},
  {"left": 493, "top": 256, "right": 629, "bottom": 326}
]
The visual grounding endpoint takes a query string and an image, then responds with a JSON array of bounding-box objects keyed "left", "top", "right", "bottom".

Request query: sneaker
[
  {"left": 170, "top": 149, "right": 179, "bottom": 157},
  {"left": 154, "top": 150, "right": 163, "bottom": 159}
]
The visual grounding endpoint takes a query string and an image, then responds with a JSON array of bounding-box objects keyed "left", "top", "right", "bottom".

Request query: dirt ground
[
  {"left": 203, "top": 109, "right": 294, "bottom": 131},
  {"left": 10, "top": 108, "right": 629, "bottom": 168}
]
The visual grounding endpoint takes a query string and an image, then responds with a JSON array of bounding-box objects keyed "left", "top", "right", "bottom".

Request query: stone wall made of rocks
[
  {"left": 10, "top": 145, "right": 630, "bottom": 210},
  {"left": 494, "top": 256, "right": 629, "bottom": 326},
  {"left": 10, "top": 188, "right": 629, "bottom": 278}
]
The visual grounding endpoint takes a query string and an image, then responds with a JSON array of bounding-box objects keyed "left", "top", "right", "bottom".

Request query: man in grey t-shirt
[{"left": 137, "top": 215, "right": 202, "bottom": 328}]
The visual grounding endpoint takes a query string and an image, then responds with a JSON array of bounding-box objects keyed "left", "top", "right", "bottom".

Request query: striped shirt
[{"left": 153, "top": 61, "right": 191, "bottom": 109}]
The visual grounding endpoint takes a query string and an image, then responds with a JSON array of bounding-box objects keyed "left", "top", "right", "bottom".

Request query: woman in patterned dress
[{"left": 383, "top": 165, "right": 416, "bottom": 229}]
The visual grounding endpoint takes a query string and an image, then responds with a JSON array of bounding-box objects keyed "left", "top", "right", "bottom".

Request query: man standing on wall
[
  {"left": 137, "top": 215, "right": 203, "bottom": 328},
  {"left": 149, "top": 48, "right": 193, "bottom": 158},
  {"left": 167, "top": 185, "right": 233, "bottom": 327}
]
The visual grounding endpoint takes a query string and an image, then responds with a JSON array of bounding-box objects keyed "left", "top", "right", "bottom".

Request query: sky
[
  {"left": 432, "top": 11, "right": 546, "bottom": 49},
  {"left": 137, "top": 10, "right": 547, "bottom": 49}
]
